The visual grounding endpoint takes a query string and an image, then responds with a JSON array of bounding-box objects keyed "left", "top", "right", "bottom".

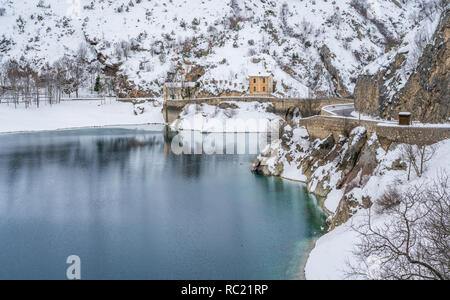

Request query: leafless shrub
[
  {"left": 375, "top": 187, "right": 402, "bottom": 215},
  {"left": 347, "top": 172, "right": 450, "bottom": 280}
]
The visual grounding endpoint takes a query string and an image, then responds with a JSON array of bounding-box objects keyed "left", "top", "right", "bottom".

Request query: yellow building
[{"left": 249, "top": 73, "right": 273, "bottom": 94}]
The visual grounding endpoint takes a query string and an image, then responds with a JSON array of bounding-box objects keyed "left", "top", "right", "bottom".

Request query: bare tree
[
  {"left": 22, "top": 64, "right": 32, "bottom": 108},
  {"left": 71, "top": 44, "right": 88, "bottom": 98},
  {"left": 40, "top": 63, "right": 54, "bottom": 105},
  {"left": 401, "top": 144, "right": 437, "bottom": 180},
  {"left": 347, "top": 173, "right": 449, "bottom": 280},
  {"left": 0, "top": 68, "right": 6, "bottom": 102},
  {"left": 5, "top": 60, "right": 20, "bottom": 108},
  {"left": 32, "top": 71, "right": 41, "bottom": 108}
]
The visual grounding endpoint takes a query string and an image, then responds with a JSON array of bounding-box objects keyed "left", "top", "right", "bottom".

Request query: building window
[
  {"left": 263, "top": 87, "right": 266, "bottom": 92},
  {"left": 253, "top": 78, "right": 256, "bottom": 84},
  {"left": 262, "top": 78, "right": 266, "bottom": 83},
  {"left": 254, "top": 87, "right": 256, "bottom": 92}
]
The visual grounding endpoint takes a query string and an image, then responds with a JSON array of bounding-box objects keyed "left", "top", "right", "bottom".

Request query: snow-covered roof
[
  {"left": 249, "top": 72, "right": 272, "bottom": 77},
  {"left": 399, "top": 112, "right": 412, "bottom": 116},
  {"left": 165, "top": 82, "right": 196, "bottom": 88}
]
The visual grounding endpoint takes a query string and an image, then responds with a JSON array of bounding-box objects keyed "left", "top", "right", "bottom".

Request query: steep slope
[
  {"left": 355, "top": 6, "right": 449, "bottom": 123},
  {"left": 251, "top": 118, "right": 450, "bottom": 279},
  {"left": 0, "top": 0, "right": 445, "bottom": 98}
]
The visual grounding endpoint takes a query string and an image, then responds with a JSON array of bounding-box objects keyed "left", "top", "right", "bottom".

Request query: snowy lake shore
[
  {"left": 0, "top": 100, "right": 165, "bottom": 134},
  {"left": 253, "top": 123, "right": 450, "bottom": 279},
  {"left": 0, "top": 100, "right": 285, "bottom": 134},
  {"left": 304, "top": 138, "right": 450, "bottom": 279}
]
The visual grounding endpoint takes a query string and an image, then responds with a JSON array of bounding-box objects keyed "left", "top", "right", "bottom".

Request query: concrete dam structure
[{"left": 162, "top": 97, "right": 354, "bottom": 124}]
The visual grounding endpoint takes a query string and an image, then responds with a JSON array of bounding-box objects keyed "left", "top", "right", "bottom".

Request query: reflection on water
[{"left": 0, "top": 126, "right": 326, "bottom": 280}]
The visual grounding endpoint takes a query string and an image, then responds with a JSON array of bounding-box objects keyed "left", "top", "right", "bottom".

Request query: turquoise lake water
[{"left": 0, "top": 126, "right": 326, "bottom": 279}]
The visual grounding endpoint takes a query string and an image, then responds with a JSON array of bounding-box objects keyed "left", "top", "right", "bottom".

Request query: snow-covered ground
[
  {"left": 0, "top": 99, "right": 284, "bottom": 134},
  {"left": 305, "top": 138, "right": 450, "bottom": 280},
  {"left": 0, "top": 0, "right": 445, "bottom": 98},
  {"left": 255, "top": 119, "right": 450, "bottom": 279},
  {"left": 0, "top": 100, "right": 164, "bottom": 133},
  {"left": 170, "top": 101, "right": 283, "bottom": 133}
]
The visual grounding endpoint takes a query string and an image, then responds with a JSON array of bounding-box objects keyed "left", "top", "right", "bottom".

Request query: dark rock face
[
  {"left": 304, "top": 128, "right": 377, "bottom": 227},
  {"left": 319, "top": 45, "right": 352, "bottom": 98},
  {"left": 218, "top": 102, "right": 239, "bottom": 110},
  {"left": 330, "top": 133, "right": 380, "bottom": 230},
  {"left": 354, "top": 9, "right": 449, "bottom": 123},
  {"left": 251, "top": 157, "right": 283, "bottom": 177},
  {"left": 331, "top": 194, "right": 371, "bottom": 231},
  {"left": 354, "top": 53, "right": 406, "bottom": 119}
]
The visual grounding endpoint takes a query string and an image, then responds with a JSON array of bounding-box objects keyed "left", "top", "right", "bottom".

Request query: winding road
[{"left": 321, "top": 103, "right": 355, "bottom": 117}]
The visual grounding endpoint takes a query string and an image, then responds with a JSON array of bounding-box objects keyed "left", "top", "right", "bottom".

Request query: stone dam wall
[{"left": 163, "top": 97, "right": 353, "bottom": 123}]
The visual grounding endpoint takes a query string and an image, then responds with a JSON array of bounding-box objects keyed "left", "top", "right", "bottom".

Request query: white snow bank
[
  {"left": 170, "top": 101, "right": 282, "bottom": 133},
  {"left": 305, "top": 222, "right": 358, "bottom": 280},
  {"left": 306, "top": 138, "right": 450, "bottom": 280},
  {"left": 0, "top": 100, "right": 164, "bottom": 133}
]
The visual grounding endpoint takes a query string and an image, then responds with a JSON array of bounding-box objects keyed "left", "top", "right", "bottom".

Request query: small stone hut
[{"left": 399, "top": 112, "right": 412, "bottom": 126}]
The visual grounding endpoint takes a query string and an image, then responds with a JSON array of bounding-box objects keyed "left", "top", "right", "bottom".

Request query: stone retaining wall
[
  {"left": 299, "top": 116, "right": 379, "bottom": 140},
  {"left": 299, "top": 116, "right": 450, "bottom": 148},
  {"left": 376, "top": 125, "right": 450, "bottom": 147}
]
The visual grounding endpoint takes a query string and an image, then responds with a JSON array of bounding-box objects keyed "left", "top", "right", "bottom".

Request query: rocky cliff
[
  {"left": 251, "top": 123, "right": 408, "bottom": 230},
  {"left": 355, "top": 8, "right": 449, "bottom": 123}
]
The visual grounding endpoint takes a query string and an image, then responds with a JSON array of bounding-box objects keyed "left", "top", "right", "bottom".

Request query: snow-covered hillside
[
  {"left": 305, "top": 138, "right": 450, "bottom": 280},
  {"left": 0, "top": 0, "right": 445, "bottom": 98},
  {"left": 253, "top": 121, "right": 450, "bottom": 280}
]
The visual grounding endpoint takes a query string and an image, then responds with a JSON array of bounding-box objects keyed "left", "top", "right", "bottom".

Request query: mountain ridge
[{"left": 0, "top": 0, "right": 446, "bottom": 100}]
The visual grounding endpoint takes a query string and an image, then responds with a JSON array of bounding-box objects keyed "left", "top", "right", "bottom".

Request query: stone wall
[
  {"left": 299, "top": 115, "right": 450, "bottom": 148},
  {"left": 163, "top": 97, "right": 353, "bottom": 123},
  {"left": 299, "top": 116, "right": 378, "bottom": 140},
  {"left": 376, "top": 125, "right": 450, "bottom": 148}
]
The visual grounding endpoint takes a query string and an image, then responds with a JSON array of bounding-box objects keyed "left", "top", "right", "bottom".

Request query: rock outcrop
[
  {"left": 252, "top": 125, "right": 382, "bottom": 228},
  {"left": 319, "top": 46, "right": 352, "bottom": 98},
  {"left": 354, "top": 9, "right": 449, "bottom": 123},
  {"left": 354, "top": 53, "right": 406, "bottom": 119}
]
